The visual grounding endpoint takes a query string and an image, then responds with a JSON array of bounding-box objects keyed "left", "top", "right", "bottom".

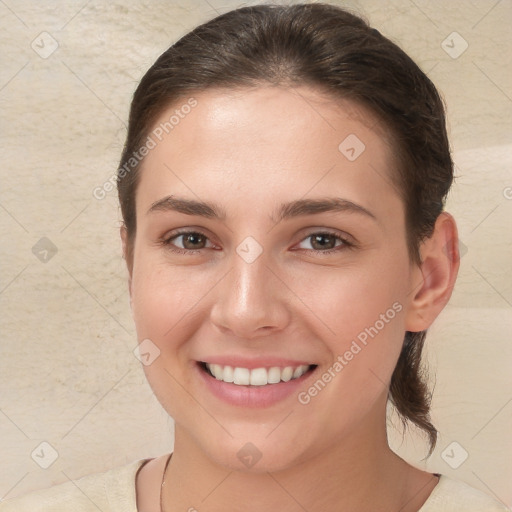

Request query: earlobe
[{"left": 405, "top": 212, "right": 460, "bottom": 332}]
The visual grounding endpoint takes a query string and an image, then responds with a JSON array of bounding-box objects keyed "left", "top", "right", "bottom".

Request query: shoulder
[
  {"left": 420, "top": 475, "right": 510, "bottom": 512},
  {"left": 0, "top": 459, "right": 148, "bottom": 512}
]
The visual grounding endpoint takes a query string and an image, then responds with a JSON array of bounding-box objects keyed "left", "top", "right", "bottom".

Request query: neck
[{"left": 161, "top": 407, "right": 435, "bottom": 512}]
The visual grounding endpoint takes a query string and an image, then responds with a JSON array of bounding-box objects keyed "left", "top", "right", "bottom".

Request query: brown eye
[
  {"left": 309, "top": 233, "right": 338, "bottom": 250},
  {"left": 295, "top": 231, "right": 353, "bottom": 255},
  {"left": 162, "top": 230, "right": 213, "bottom": 255},
  {"left": 179, "top": 233, "right": 207, "bottom": 250}
]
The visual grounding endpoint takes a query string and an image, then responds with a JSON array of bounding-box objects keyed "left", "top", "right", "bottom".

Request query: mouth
[{"left": 198, "top": 361, "right": 318, "bottom": 387}]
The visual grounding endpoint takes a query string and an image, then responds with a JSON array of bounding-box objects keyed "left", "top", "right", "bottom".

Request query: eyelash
[{"left": 160, "top": 229, "right": 354, "bottom": 256}]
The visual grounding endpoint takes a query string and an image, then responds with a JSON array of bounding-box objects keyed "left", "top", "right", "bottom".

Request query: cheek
[
  {"left": 296, "top": 256, "right": 408, "bottom": 345},
  {"left": 129, "top": 255, "right": 216, "bottom": 379},
  {"left": 297, "top": 253, "right": 409, "bottom": 394},
  {"left": 130, "top": 267, "right": 167, "bottom": 340},
  {"left": 130, "top": 259, "right": 203, "bottom": 419},
  {"left": 130, "top": 256, "right": 199, "bottom": 339},
  {"left": 294, "top": 267, "right": 407, "bottom": 435}
]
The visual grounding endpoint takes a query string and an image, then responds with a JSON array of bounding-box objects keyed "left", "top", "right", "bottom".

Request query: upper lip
[{"left": 198, "top": 357, "right": 315, "bottom": 370}]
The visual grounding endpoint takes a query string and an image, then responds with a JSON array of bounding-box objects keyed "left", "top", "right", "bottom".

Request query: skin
[{"left": 121, "top": 86, "right": 460, "bottom": 511}]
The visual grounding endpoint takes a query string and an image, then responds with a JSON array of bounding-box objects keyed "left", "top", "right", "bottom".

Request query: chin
[{"left": 190, "top": 425, "right": 316, "bottom": 474}]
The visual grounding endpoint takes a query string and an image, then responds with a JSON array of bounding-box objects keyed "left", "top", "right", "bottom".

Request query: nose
[{"left": 209, "top": 247, "right": 291, "bottom": 339}]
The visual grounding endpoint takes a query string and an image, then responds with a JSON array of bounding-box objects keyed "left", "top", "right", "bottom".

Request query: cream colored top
[{"left": 0, "top": 458, "right": 509, "bottom": 511}]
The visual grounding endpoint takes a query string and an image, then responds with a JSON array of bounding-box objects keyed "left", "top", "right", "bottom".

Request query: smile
[
  {"left": 202, "top": 362, "right": 314, "bottom": 386},
  {"left": 196, "top": 360, "right": 319, "bottom": 407}
]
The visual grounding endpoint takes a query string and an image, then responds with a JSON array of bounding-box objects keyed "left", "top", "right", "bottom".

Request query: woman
[{"left": 1, "top": 3, "right": 507, "bottom": 511}]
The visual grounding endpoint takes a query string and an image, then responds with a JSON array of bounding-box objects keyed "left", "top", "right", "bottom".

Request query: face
[{"left": 125, "top": 86, "right": 422, "bottom": 472}]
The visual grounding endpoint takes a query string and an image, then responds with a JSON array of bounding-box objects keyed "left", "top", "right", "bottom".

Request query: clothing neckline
[{"left": 132, "top": 456, "right": 444, "bottom": 512}]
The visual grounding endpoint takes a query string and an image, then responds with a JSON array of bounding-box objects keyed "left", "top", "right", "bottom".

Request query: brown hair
[{"left": 117, "top": 2, "right": 453, "bottom": 454}]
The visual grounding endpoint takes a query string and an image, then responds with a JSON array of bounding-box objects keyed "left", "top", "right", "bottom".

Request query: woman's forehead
[
  {"left": 136, "top": 86, "right": 402, "bottom": 222},
  {"left": 152, "top": 85, "right": 389, "bottom": 146}
]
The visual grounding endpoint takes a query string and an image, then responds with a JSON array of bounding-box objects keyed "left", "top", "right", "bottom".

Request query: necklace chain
[
  {"left": 158, "top": 453, "right": 438, "bottom": 511},
  {"left": 160, "top": 453, "right": 173, "bottom": 512}
]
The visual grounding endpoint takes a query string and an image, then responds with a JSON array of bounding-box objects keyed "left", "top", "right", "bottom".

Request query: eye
[
  {"left": 160, "top": 229, "right": 354, "bottom": 256},
  {"left": 294, "top": 231, "right": 353, "bottom": 255},
  {"left": 161, "top": 230, "right": 214, "bottom": 255}
]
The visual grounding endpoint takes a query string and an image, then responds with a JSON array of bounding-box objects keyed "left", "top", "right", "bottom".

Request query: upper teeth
[{"left": 205, "top": 363, "right": 311, "bottom": 386}]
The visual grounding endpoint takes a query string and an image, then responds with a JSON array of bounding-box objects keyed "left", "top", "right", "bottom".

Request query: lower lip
[{"left": 195, "top": 363, "right": 317, "bottom": 408}]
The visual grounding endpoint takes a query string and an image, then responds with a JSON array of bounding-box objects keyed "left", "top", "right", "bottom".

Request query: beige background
[{"left": 0, "top": 0, "right": 511, "bottom": 506}]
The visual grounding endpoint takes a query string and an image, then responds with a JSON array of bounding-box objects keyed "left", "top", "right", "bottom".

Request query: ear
[
  {"left": 405, "top": 212, "right": 460, "bottom": 332},
  {"left": 120, "top": 224, "right": 133, "bottom": 301}
]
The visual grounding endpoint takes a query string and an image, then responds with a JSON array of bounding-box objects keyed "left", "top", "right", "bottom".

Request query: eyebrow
[{"left": 147, "top": 195, "right": 377, "bottom": 223}]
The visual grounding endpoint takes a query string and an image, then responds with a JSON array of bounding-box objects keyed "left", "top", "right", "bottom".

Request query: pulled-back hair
[{"left": 118, "top": 3, "right": 454, "bottom": 454}]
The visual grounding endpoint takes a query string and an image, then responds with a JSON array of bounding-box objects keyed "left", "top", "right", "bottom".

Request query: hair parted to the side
[{"left": 117, "top": 3, "right": 454, "bottom": 456}]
